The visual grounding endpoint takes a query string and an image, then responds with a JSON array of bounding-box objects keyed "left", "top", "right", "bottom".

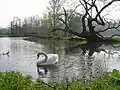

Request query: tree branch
[
  {"left": 97, "top": 23, "right": 120, "bottom": 33},
  {"left": 95, "top": 0, "right": 120, "bottom": 20}
]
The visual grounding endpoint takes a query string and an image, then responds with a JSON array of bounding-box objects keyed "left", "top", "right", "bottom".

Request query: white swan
[{"left": 36, "top": 52, "right": 58, "bottom": 66}]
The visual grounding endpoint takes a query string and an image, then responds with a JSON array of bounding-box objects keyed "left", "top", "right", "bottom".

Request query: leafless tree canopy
[
  {"left": 52, "top": 0, "right": 120, "bottom": 42},
  {"left": 9, "top": 0, "right": 120, "bottom": 41}
]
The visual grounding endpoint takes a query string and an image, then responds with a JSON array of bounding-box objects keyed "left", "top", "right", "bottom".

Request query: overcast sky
[
  {"left": 0, "top": 0, "right": 120, "bottom": 28},
  {"left": 0, "top": 0, "right": 49, "bottom": 28}
]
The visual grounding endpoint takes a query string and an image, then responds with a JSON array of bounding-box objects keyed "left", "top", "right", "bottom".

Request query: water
[{"left": 0, "top": 37, "right": 120, "bottom": 83}]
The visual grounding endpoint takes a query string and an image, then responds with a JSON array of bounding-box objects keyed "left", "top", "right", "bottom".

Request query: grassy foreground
[{"left": 0, "top": 69, "right": 120, "bottom": 90}]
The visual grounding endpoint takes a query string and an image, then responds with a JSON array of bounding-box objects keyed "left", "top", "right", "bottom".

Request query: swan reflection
[
  {"left": 37, "top": 67, "right": 48, "bottom": 78},
  {"left": 36, "top": 52, "right": 59, "bottom": 78},
  {"left": 37, "top": 65, "right": 58, "bottom": 78}
]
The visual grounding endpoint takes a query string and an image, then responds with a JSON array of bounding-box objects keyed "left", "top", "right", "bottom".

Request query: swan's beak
[
  {"left": 37, "top": 54, "right": 39, "bottom": 59},
  {"left": 37, "top": 56, "right": 39, "bottom": 59}
]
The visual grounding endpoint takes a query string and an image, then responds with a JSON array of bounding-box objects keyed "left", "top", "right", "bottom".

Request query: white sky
[
  {"left": 0, "top": 0, "right": 120, "bottom": 28},
  {"left": 0, "top": 0, "right": 49, "bottom": 28}
]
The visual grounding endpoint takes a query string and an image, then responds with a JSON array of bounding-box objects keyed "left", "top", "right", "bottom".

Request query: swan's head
[
  {"left": 37, "top": 52, "right": 48, "bottom": 59},
  {"left": 37, "top": 52, "right": 42, "bottom": 59}
]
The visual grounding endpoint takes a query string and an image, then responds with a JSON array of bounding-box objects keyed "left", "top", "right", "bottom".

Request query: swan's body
[{"left": 37, "top": 52, "right": 58, "bottom": 66}]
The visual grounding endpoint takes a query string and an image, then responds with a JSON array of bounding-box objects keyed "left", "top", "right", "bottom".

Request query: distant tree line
[
  {"left": 9, "top": 0, "right": 82, "bottom": 37},
  {"left": 0, "top": 28, "right": 9, "bottom": 35},
  {"left": 9, "top": 0, "right": 120, "bottom": 42}
]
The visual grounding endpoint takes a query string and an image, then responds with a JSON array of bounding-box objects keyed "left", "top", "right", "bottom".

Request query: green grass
[
  {"left": 106, "top": 36, "right": 120, "bottom": 43},
  {"left": 53, "top": 36, "right": 87, "bottom": 41},
  {"left": 1, "top": 69, "right": 120, "bottom": 90}
]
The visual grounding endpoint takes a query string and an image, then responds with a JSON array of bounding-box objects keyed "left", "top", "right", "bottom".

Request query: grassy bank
[
  {"left": 0, "top": 33, "right": 10, "bottom": 37},
  {"left": 0, "top": 69, "right": 120, "bottom": 90},
  {"left": 24, "top": 34, "right": 120, "bottom": 43},
  {"left": 105, "top": 36, "right": 120, "bottom": 43},
  {"left": 52, "top": 36, "right": 87, "bottom": 41}
]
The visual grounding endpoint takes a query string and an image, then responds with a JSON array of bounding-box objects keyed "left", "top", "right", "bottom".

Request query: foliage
[
  {"left": 1, "top": 69, "right": 120, "bottom": 90},
  {"left": 0, "top": 71, "right": 36, "bottom": 90}
]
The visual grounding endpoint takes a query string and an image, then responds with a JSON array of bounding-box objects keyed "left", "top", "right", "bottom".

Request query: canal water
[{"left": 0, "top": 37, "right": 120, "bottom": 82}]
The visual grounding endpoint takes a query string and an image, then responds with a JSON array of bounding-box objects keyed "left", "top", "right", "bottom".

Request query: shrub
[{"left": 1, "top": 69, "right": 120, "bottom": 90}]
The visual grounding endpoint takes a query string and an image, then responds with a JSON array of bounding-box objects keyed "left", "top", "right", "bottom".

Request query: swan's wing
[
  {"left": 37, "top": 59, "right": 45, "bottom": 64},
  {"left": 48, "top": 54, "right": 58, "bottom": 57},
  {"left": 46, "top": 55, "right": 58, "bottom": 64}
]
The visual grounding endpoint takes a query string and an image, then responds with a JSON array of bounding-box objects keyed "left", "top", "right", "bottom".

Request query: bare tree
[
  {"left": 52, "top": 0, "right": 120, "bottom": 42},
  {"left": 10, "top": 17, "right": 23, "bottom": 36},
  {"left": 22, "top": 16, "right": 41, "bottom": 35},
  {"left": 47, "top": 0, "right": 66, "bottom": 35}
]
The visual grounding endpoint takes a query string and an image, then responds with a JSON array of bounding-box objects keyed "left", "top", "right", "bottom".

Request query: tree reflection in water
[
  {"left": 65, "top": 42, "right": 107, "bottom": 57},
  {"left": 64, "top": 42, "right": 107, "bottom": 83}
]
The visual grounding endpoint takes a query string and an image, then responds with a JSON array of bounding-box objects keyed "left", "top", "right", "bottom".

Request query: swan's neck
[{"left": 37, "top": 52, "right": 48, "bottom": 62}]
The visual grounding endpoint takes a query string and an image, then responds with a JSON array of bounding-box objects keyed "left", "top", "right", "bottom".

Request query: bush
[
  {"left": 1, "top": 69, "right": 120, "bottom": 90},
  {"left": 0, "top": 71, "right": 36, "bottom": 90}
]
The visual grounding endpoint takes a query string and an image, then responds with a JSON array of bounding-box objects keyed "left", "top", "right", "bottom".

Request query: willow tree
[{"left": 52, "top": 0, "right": 120, "bottom": 42}]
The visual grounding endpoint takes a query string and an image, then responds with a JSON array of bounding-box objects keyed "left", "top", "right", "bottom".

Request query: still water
[{"left": 0, "top": 37, "right": 120, "bottom": 82}]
